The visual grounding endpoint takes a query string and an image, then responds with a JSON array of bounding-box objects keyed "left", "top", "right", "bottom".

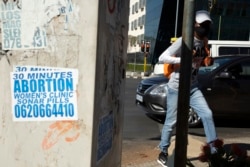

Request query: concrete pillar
[{"left": 0, "top": 0, "right": 129, "bottom": 167}]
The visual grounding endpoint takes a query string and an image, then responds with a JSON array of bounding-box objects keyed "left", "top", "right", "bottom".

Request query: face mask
[{"left": 195, "top": 26, "right": 210, "bottom": 38}]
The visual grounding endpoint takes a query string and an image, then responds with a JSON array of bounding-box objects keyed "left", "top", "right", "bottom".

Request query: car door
[
  {"left": 204, "top": 59, "right": 250, "bottom": 116},
  {"left": 231, "top": 60, "right": 250, "bottom": 115}
]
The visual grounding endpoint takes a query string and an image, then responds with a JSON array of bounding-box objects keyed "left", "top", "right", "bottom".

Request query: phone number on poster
[{"left": 14, "top": 103, "right": 75, "bottom": 118}]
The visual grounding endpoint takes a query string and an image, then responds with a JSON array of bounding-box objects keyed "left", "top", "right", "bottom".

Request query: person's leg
[
  {"left": 189, "top": 87, "right": 217, "bottom": 143},
  {"left": 159, "top": 86, "right": 178, "bottom": 154}
]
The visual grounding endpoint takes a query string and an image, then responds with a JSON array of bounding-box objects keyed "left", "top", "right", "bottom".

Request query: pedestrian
[{"left": 157, "top": 10, "right": 218, "bottom": 167}]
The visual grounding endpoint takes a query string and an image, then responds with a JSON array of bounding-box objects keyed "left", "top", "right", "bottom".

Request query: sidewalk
[
  {"left": 122, "top": 135, "right": 208, "bottom": 167},
  {"left": 167, "top": 135, "right": 207, "bottom": 167}
]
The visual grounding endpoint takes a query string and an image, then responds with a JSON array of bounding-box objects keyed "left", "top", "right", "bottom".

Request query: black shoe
[{"left": 157, "top": 152, "right": 168, "bottom": 167}]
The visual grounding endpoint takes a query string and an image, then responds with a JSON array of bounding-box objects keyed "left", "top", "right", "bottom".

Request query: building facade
[
  {"left": 127, "top": 0, "right": 146, "bottom": 53},
  {"left": 127, "top": 0, "right": 163, "bottom": 66}
]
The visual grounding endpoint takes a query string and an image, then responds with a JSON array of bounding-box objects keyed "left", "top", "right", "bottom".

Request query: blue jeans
[{"left": 159, "top": 85, "right": 217, "bottom": 154}]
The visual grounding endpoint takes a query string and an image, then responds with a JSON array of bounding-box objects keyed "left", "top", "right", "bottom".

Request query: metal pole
[
  {"left": 218, "top": 15, "right": 221, "bottom": 40},
  {"left": 175, "top": 0, "right": 179, "bottom": 37},
  {"left": 174, "top": 0, "right": 195, "bottom": 166},
  {"left": 134, "top": 52, "right": 136, "bottom": 72}
]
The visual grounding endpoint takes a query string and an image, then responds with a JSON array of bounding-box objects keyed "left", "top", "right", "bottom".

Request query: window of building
[
  {"left": 211, "top": 0, "right": 250, "bottom": 17},
  {"left": 138, "top": 15, "right": 145, "bottom": 28},
  {"left": 142, "top": 0, "right": 146, "bottom": 7},
  {"left": 141, "top": 15, "right": 145, "bottom": 25},
  {"left": 138, "top": 17, "right": 142, "bottom": 27},
  {"left": 131, "top": 21, "right": 134, "bottom": 31},
  {"left": 135, "top": 2, "right": 139, "bottom": 13},
  {"left": 137, "top": 34, "right": 145, "bottom": 44},
  {"left": 129, "top": 36, "right": 137, "bottom": 46},
  {"left": 141, "top": 34, "right": 144, "bottom": 39},
  {"left": 132, "top": 4, "right": 135, "bottom": 14},
  {"left": 137, "top": 35, "right": 140, "bottom": 44},
  {"left": 139, "top": 0, "right": 146, "bottom": 9},
  {"left": 134, "top": 19, "right": 138, "bottom": 29}
]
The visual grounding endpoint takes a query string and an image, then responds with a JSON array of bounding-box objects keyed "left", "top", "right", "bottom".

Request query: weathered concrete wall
[
  {"left": 92, "top": 1, "right": 129, "bottom": 167},
  {"left": 0, "top": 0, "right": 128, "bottom": 166}
]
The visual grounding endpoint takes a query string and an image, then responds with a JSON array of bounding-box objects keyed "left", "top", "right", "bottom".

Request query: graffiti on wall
[
  {"left": 42, "top": 121, "right": 81, "bottom": 150},
  {"left": 102, "top": 0, "right": 127, "bottom": 113},
  {"left": 107, "top": 0, "right": 116, "bottom": 14},
  {"left": 102, "top": 0, "right": 126, "bottom": 115},
  {"left": 97, "top": 0, "right": 128, "bottom": 162}
]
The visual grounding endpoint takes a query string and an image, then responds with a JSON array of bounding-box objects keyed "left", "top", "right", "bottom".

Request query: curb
[{"left": 126, "top": 71, "right": 151, "bottom": 79}]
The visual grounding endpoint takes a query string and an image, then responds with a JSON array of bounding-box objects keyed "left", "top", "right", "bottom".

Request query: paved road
[
  {"left": 122, "top": 77, "right": 161, "bottom": 166},
  {"left": 122, "top": 77, "right": 250, "bottom": 166},
  {"left": 123, "top": 78, "right": 160, "bottom": 140}
]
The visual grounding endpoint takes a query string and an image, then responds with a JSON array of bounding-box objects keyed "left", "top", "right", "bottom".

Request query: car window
[
  {"left": 224, "top": 60, "right": 250, "bottom": 79},
  {"left": 198, "top": 57, "right": 233, "bottom": 74},
  {"left": 236, "top": 61, "right": 250, "bottom": 79},
  {"left": 241, "top": 62, "right": 250, "bottom": 77},
  {"left": 227, "top": 64, "right": 243, "bottom": 79},
  {"left": 219, "top": 47, "right": 250, "bottom": 55}
]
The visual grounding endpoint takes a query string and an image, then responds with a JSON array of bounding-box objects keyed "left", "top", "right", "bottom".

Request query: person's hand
[
  {"left": 173, "top": 63, "right": 180, "bottom": 70},
  {"left": 202, "top": 56, "right": 214, "bottom": 66},
  {"left": 192, "top": 49, "right": 197, "bottom": 56}
]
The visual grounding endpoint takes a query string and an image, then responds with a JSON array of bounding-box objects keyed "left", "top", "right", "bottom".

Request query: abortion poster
[{"left": 11, "top": 66, "right": 78, "bottom": 122}]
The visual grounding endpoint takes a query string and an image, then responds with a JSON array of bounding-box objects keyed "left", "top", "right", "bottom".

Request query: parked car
[{"left": 136, "top": 55, "right": 250, "bottom": 127}]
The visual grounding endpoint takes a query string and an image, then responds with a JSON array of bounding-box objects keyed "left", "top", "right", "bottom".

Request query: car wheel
[{"left": 188, "top": 107, "right": 201, "bottom": 128}]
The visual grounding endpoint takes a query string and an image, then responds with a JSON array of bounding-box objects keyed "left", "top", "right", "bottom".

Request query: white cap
[{"left": 195, "top": 10, "right": 212, "bottom": 23}]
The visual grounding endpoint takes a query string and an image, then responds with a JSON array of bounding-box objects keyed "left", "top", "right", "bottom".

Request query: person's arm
[
  {"left": 158, "top": 38, "right": 182, "bottom": 64},
  {"left": 159, "top": 50, "right": 180, "bottom": 64}
]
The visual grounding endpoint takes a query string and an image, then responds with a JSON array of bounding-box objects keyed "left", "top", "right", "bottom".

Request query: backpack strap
[
  {"left": 203, "top": 37, "right": 210, "bottom": 56},
  {"left": 202, "top": 37, "right": 214, "bottom": 66}
]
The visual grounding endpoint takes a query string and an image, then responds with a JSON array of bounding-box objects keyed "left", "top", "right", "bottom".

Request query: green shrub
[{"left": 126, "top": 63, "right": 152, "bottom": 72}]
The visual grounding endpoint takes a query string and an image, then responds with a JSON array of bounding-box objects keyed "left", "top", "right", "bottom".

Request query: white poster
[
  {"left": 11, "top": 66, "right": 78, "bottom": 121},
  {"left": 1, "top": 1, "right": 23, "bottom": 50},
  {"left": 0, "top": 0, "right": 73, "bottom": 50}
]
